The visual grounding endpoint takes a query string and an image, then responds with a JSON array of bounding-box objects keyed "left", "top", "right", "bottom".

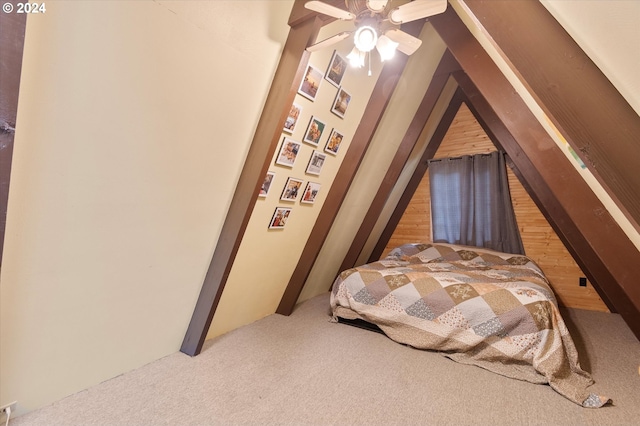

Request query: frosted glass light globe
[{"left": 354, "top": 25, "right": 378, "bottom": 52}]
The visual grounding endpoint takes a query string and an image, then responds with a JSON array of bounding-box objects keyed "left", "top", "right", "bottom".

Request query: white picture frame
[
  {"left": 306, "top": 150, "right": 327, "bottom": 176},
  {"left": 300, "top": 181, "right": 321, "bottom": 204},
  {"left": 259, "top": 171, "right": 276, "bottom": 198},
  {"left": 303, "top": 116, "right": 327, "bottom": 146},
  {"left": 268, "top": 207, "right": 292, "bottom": 229},
  {"left": 283, "top": 103, "right": 303, "bottom": 134},
  {"left": 275, "top": 137, "right": 301, "bottom": 168},
  {"left": 331, "top": 87, "right": 351, "bottom": 118},
  {"left": 324, "top": 128, "right": 344, "bottom": 156},
  {"left": 298, "top": 64, "right": 323, "bottom": 102},
  {"left": 280, "top": 177, "right": 304, "bottom": 202},
  {"left": 325, "top": 50, "right": 347, "bottom": 88}
]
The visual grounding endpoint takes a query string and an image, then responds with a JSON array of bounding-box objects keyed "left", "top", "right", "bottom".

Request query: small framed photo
[
  {"left": 306, "top": 150, "right": 327, "bottom": 176},
  {"left": 331, "top": 87, "right": 351, "bottom": 118},
  {"left": 268, "top": 207, "right": 292, "bottom": 229},
  {"left": 259, "top": 171, "right": 276, "bottom": 198},
  {"left": 298, "top": 64, "right": 323, "bottom": 102},
  {"left": 303, "top": 116, "right": 326, "bottom": 146},
  {"left": 325, "top": 50, "right": 347, "bottom": 88},
  {"left": 301, "top": 182, "right": 321, "bottom": 204},
  {"left": 275, "top": 137, "right": 301, "bottom": 168},
  {"left": 284, "top": 103, "right": 302, "bottom": 134},
  {"left": 324, "top": 129, "right": 344, "bottom": 155},
  {"left": 280, "top": 177, "right": 304, "bottom": 202}
]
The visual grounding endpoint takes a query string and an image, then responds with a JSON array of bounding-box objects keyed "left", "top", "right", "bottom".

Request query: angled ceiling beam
[
  {"left": 456, "top": 72, "right": 616, "bottom": 312},
  {"left": 339, "top": 50, "right": 461, "bottom": 272},
  {"left": 277, "top": 19, "right": 426, "bottom": 316},
  {"left": 430, "top": 6, "right": 640, "bottom": 339},
  {"left": 461, "top": 0, "right": 640, "bottom": 233},
  {"left": 180, "top": 14, "right": 324, "bottom": 356}
]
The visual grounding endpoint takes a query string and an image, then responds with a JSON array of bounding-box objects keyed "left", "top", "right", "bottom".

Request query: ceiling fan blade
[
  {"left": 306, "top": 31, "right": 352, "bottom": 52},
  {"left": 366, "top": 0, "right": 389, "bottom": 12},
  {"left": 388, "top": 0, "right": 447, "bottom": 25},
  {"left": 304, "top": 1, "right": 356, "bottom": 21},
  {"left": 384, "top": 29, "right": 423, "bottom": 55}
]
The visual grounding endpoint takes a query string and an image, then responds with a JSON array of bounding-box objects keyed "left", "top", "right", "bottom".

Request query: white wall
[
  {"left": 0, "top": 0, "right": 293, "bottom": 415},
  {"left": 207, "top": 18, "right": 384, "bottom": 338},
  {"left": 298, "top": 23, "right": 448, "bottom": 303}
]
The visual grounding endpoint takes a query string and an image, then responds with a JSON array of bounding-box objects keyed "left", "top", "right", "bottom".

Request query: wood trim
[
  {"left": 339, "top": 50, "right": 461, "bottom": 272},
  {"left": 430, "top": 7, "right": 640, "bottom": 339},
  {"left": 463, "top": 0, "right": 640, "bottom": 233},
  {"left": 276, "top": 20, "right": 426, "bottom": 316},
  {"left": 180, "top": 16, "right": 324, "bottom": 356},
  {"left": 0, "top": 9, "right": 27, "bottom": 266},
  {"left": 369, "top": 87, "right": 465, "bottom": 262}
]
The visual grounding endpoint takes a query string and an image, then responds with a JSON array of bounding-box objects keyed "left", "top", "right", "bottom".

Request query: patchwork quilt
[{"left": 330, "top": 243, "right": 610, "bottom": 407}]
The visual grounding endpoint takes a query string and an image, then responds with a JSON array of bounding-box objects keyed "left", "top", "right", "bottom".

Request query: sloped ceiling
[
  {"left": 429, "top": 1, "right": 640, "bottom": 334},
  {"left": 284, "top": 0, "right": 640, "bottom": 337},
  {"left": 302, "top": 0, "right": 638, "bottom": 325},
  {"left": 182, "top": 0, "right": 640, "bottom": 355},
  {"left": 541, "top": 0, "right": 640, "bottom": 115}
]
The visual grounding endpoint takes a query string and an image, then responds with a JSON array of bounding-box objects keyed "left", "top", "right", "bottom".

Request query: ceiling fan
[{"left": 305, "top": 0, "right": 447, "bottom": 69}]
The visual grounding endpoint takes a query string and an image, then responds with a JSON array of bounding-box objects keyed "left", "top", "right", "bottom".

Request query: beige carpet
[{"left": 10, "top": 293, "right": 640, "bottom": 425}]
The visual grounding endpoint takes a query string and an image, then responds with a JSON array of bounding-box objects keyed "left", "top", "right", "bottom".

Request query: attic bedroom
[{"left": 1, "top": 0, "right": 639, "bottom": 423}]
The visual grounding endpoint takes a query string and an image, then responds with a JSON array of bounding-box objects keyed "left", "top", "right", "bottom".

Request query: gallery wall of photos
[{"left": 259, "top": 50, "right": 354, "bottom": 230}]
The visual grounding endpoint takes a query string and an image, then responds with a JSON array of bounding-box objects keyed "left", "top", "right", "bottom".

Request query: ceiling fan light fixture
[
  {"left": 388, "top": 0, "right": 447, "bottom": 25},
  {"left": 375, "top": 35, "right": 399, "bottom": 61},
  {"left": 353, "top": 25, "right": 378, "bottom": 52},
  {"left": 305, "top": 0, "right": 447, "bottom": 73},
  {"left": 346, "top": 46, "right": 366, "bottom": 68},
  {"left": 385, "top": 28, "right": 423, "bottom": 55}
]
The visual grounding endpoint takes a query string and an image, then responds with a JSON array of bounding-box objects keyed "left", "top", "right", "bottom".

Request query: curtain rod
[{"left": 428, "top": 151, "right": 500, "bottom": 164}]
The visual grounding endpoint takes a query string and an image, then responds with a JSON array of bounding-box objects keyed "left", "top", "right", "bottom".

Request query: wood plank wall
[{"left": 384, "top": 104, "right": 608, "bottom": 312}]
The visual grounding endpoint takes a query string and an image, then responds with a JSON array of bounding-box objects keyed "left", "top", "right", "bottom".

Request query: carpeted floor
[{"left": 10, "top": 293, "right": 640, "bottom": 425}]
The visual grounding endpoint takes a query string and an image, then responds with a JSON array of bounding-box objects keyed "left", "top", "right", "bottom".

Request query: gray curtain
[{"left": 428, "top": 151, "right": 525, "bottom": 255}]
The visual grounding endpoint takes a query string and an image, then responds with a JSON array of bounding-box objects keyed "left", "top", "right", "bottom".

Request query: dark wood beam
[
  {"left": 456, "top": 73, "right": 616, "bottom": 312},
  {"left": 339, "top": 50, "right": 461, "bottom": 272},
  {"left": 180, "top": 14, "right": 324, "bottom": 356},
  {"left": 463, "top": 0, "right": 640, "bottom": 233},
  {"left": 430, "top": 7, "right": 640, "bottom": 339},
  {"left": 368, "top": 87, "right": 465, "bottom": 262},
  {"left": 277, "top": 19, "right": 426, "bottom": 316},
  {"left": 0, "top": 8, "right": 27, "bottom": 266}
]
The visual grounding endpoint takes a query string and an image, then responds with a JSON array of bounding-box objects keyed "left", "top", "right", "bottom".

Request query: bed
[{"left": 330, "top": 243, "right": 610, "bottom": 408}]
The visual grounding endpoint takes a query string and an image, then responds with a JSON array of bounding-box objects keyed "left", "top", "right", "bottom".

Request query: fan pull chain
[{"left": 368, "top": 52, "right": 372, "bottom": 76}]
